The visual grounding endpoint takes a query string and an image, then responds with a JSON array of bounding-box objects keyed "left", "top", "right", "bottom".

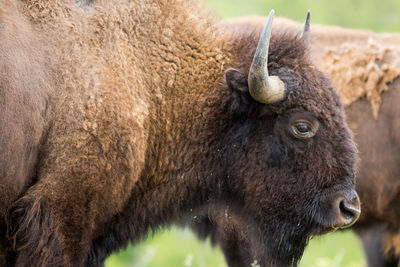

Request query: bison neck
[
  {"left": 125, "top": 32, "right": 236, "bottom": 243},
  {"left": 115, "top": 0, "right": 236, "bottom": 234},
  {"left": 128, "top": 51, "right": 234, "bottom": 235}
]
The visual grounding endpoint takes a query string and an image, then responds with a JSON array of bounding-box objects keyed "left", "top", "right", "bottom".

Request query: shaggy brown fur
[
  {"left": 199, "top": 17, "right": 400, "bottom": 267},
  {"left": 319, "top": 40, "right": 399, "bottom": 119},
  {"left": 0, "top": 1, "right": 358, "bottom": 266}
]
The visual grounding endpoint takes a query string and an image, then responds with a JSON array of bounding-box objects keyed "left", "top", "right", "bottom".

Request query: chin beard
[
  {"left": 191, "top": 205, "right": 315, "bottom": 266},
  {"left": 245, "top": 218, "right": 313, "bottom": 267}
]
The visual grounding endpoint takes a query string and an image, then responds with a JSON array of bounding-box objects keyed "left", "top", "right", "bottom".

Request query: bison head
[{"left": 218, "top": 11, "right": 360, "bottom": 266}]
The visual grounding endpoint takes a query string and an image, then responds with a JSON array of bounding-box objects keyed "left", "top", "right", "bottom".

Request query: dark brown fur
[
  {"left": 0, "top": 1, "right": 357, "bottom": 266},
  {"left": 194, "top": 17, "right": 400, "bottom": 267}
]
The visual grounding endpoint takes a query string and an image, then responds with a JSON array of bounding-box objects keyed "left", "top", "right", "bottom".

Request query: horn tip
[
  {"left": 300, "top": 10, "right": 311, "bottom": 42},
  {"left": 269, "top": 9, "right": 275, "bottom": 16}
]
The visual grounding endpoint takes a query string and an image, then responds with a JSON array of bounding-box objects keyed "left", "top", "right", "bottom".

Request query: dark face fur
[{"left": 219, "top": 32, "right": 359, "bottom": 266}]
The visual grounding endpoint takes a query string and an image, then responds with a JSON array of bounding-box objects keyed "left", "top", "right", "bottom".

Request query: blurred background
[
  {"left": 106, "top": 1, "right": 400, "bottom": 266},
  {"left": 205, "top": 0, "right": 400, "bottom": 32}
]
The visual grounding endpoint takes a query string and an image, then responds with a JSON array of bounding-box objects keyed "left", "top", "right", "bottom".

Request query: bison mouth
[
  {"left": 311, "top": 225, "right": 338, "bottom": 235},
  {"left": 309, "top": 187, "right": 361, "bottom": 235}
]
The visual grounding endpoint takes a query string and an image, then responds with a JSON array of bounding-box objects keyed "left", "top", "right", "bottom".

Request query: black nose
[{"left": 334, "top": 190, "right": 361, "bottom": 229}]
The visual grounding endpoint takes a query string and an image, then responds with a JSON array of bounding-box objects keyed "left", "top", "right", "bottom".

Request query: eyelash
[{"left": 290, "top": 121, "right": 317, "bottom": 139}]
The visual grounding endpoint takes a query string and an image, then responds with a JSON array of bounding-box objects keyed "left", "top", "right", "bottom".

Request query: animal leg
[
  {"left": 189, "top": 215, "right": 254, "bottom": 267},
  {"left": 357, "top": 225, "right": 400, "bottom": 267}
]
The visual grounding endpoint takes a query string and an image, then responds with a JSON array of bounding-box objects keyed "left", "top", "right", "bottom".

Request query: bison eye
[{"left": 291, "top": 120, "right": 317, "bottom": 139}]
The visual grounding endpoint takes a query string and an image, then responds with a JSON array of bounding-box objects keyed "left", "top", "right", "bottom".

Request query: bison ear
[{"left": 225, "top": 68, "right": 252, "bottom": 115}]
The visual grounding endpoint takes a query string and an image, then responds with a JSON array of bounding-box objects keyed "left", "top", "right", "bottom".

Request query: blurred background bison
[{"left": 0, "top": 0, "right": 360, "bottom": 267}]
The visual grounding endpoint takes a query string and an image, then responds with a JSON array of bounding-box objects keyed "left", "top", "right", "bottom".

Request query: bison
[
  {"left": 0, "top": 1, "right": 360, "bottom": 266},
  {"left": 191, "top": 15, "right": 400, "bottom": 267}
]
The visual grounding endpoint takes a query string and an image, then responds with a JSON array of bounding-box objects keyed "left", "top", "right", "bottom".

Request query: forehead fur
[
  {"left": 269, "top": 31, "right": 309, "bottom": 67},
  {"left": 227, "top": 26, "right": 343, "bottom": 129},
  {"left": 226, "top": 24, "right": 309, "bottom": 70}
]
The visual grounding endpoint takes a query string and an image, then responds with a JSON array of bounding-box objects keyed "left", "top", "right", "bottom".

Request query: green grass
[
  {"left": 105, "top": 227, "right": 226, "bottom": 267},
  {"left": 203, "top": 0, "right": 400, "bottom": 32},
  {"left": 301, "top": 231, "right": 365, "bottom": 267},
  {"left": 105, "top": 227, "right": 365, "bottom": 267}
]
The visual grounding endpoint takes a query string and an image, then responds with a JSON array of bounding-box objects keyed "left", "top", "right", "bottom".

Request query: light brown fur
[{"left": 386, "top": 232, "right": 400, "bottom": 256}]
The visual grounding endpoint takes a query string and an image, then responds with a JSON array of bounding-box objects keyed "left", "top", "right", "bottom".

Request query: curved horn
[
  {"left": 248, "top": 10, "right": 286, "bottom": 104},
  {"left": 300, "top": 10, "right": 311, "bottom": 42}
]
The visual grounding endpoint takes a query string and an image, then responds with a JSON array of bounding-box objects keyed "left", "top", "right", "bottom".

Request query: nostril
[
  {"left": 338, "top": 196, "right": 361, "bottom": 228},
  {"left": 339, "top": 201, "right": 351, "bottom": 219},
  {"left": 339, "top": 200, "right": 357, "bottom": 219}
]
